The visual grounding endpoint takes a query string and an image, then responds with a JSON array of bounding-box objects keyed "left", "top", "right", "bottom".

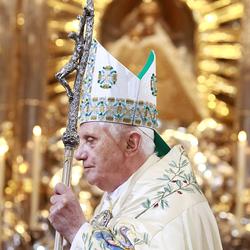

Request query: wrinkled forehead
[
  {"left": 79, "top": 121, "right": 137, "bottom": 141},
  {"left": 78, "top": 121, "right": 119, "bottom": 137},
  {"left": 78, "top": 122, "right": 125, "bottom": 146},
  {"left": 79, "top": 121, "right": 105, "bottom": 134},
  {"left": 80, "top": 121, "right": 133, "bottom": 131}
]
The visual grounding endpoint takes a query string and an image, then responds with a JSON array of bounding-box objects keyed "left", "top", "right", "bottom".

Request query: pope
[{"left": 49, "top": 39, "right": 223, "bottom": 250}]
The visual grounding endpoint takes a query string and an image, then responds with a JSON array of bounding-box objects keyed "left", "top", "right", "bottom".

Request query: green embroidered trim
[
  {"left": 90, "top": 210, "right": 113, "bottom": 228},
  {"left": 82, "top": 39, "right": 98, "bottom": 95},
  {"left": 150, "top": 73, "right": 157, "bottom": 96},
  {"left": 82, "top": 231, "right": 94, "bottom": 250},
  {"left": 135, "top": 146, "right": 202, "bottom": 219},
  {"left": 80, "top": 97, "right": 158, "bottom": 129},
  {"left": 134, "top": 233, "right": 149, "bottom": 246},
  {"left": 137, "top": 51, "right": 155, "bottom": 80},
  {"left": 98, "top": 65, "right": 117, "bottom": 89}
]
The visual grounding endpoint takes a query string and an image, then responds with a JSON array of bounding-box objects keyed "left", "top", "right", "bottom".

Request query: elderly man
[{"left": 49, "top": 40, "right": 222, "bottom": 249}]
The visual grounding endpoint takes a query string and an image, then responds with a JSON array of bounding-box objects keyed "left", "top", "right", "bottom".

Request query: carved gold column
[
  {"left": 14, "top": 0, "right": 48, "bottom": 230},
  {"left": 238, "top": 0, "right": 250, "bottom": 179},
  {"left": 16, "top": 0, "right": 48, "bottom": 152},
  {"left": 236, "top": 0, "right": 250, "bottom": 225},
  {"left": 0, "top": 1, "right": 18, "bottom": 123}
]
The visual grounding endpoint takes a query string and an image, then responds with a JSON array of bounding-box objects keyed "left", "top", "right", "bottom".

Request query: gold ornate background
[{"left": 0, "top": 0, "right": 250, "bottom": 249}]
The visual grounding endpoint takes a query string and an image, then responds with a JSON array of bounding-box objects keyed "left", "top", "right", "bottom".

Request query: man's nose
[{"left": 75, "top": 145, "right": 88, "bottom": 161}]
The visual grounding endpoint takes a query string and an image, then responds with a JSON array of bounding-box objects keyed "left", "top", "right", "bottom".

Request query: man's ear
[{"left": 126, "top": 132, "right": 141, "bottom": 155}]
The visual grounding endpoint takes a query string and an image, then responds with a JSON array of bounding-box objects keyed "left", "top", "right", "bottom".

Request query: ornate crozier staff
[{"left": 54, "top": 1, "right": 94, "bottom": 249}]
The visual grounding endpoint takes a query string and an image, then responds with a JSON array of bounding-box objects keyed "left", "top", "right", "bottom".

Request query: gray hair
[{"left": 101, "top": 123, "right": 155, "bottom": 157}]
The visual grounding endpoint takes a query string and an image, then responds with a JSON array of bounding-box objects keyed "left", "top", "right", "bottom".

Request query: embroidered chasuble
[{"left": 70, "top": 145, "right": 222, "bottom": 250}]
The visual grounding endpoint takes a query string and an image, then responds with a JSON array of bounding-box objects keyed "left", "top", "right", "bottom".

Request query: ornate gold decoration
[{"left": 182, "top": 0, "right": 244, "bottom": 119}]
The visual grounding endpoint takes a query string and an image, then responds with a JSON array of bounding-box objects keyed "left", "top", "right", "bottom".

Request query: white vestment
[{"left": 71, "top": 145, "right": 223, "bottom": 250}]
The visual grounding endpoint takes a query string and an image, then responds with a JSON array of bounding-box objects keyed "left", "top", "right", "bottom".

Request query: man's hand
[{"left": 48, "top": 183, "right": 86, "bottom": 243}]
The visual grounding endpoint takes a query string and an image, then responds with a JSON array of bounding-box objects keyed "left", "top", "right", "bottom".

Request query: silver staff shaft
[
  {"left": 53, "top": 0, "right": 94, "bottom": 249},
  {"left": 54, "top": 148, "right": 74, "bottom": 250}
]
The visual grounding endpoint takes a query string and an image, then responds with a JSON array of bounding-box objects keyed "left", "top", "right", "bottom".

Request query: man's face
[{"left": 75, "top": 122, "right": 127, "bottom": 191}]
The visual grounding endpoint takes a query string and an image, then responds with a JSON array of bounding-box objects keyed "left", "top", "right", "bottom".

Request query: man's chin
[
  {"left": 84, "top": 172, "right": 97, "bottom": 185},
  {"left": 85, "top": 176, "right": 105, "bottom": 191}
]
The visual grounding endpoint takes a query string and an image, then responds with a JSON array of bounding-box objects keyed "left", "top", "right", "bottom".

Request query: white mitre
[{"left": 79, "top": 39, "right": 170, "bottom": 157}]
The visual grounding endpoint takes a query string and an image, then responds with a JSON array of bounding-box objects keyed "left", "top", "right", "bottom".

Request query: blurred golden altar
[{"left": 0, "top": 0, "right": 250, "bottom": 249}]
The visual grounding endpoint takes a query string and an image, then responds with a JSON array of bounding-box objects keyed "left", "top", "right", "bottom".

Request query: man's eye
[{"left": 86, "top": 137, "right": 94, "bottom": 143}]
